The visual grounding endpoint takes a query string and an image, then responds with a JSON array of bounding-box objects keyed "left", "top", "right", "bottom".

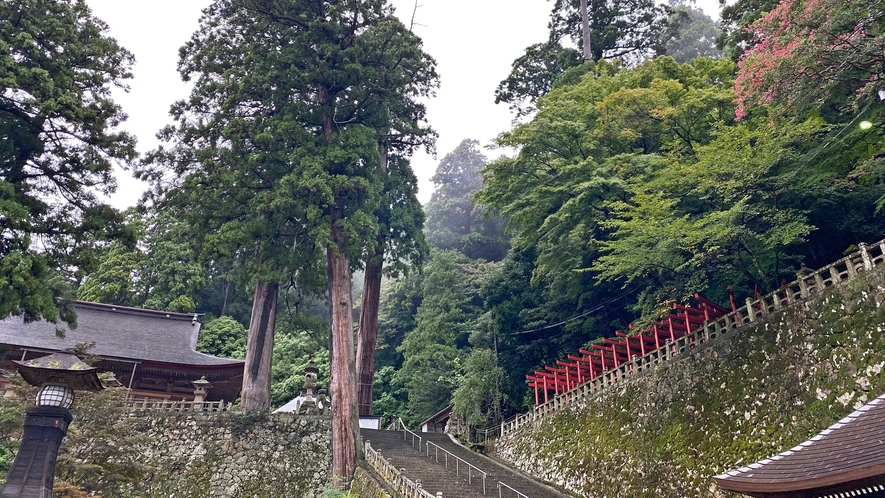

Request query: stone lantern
[
  {"left": 192, "top": 376, "right": 212, "bottom": 404},
  {"left": 0, "top": 353, "right": 103, "bottom": 498},
  {"left": 298, "top": 362, "right": 319, "bottom": 414},
  {"left": 304, "top": 362, "right": 318, "bottom": 399}
]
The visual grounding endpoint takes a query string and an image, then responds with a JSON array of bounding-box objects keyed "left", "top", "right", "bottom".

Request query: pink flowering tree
[{"left": 734, "top": 0, "right": 885, "bottom": 118}]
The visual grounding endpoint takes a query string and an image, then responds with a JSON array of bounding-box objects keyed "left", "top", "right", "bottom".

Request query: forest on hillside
[{"left": 3, "top": 0, "right": 885, "bottom": 489}]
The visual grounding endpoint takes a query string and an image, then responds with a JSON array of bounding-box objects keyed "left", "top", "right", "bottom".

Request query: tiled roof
[
  {"left": 715, "top": 393, "right": 885, "bottom": 495},
  {"left": 0, "top": 301, "right": 244, "bottom": 368}
]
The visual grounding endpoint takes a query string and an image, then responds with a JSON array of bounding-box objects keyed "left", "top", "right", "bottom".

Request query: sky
[{"left": 85, "top": 0, "right": 722, "bottom": 207}]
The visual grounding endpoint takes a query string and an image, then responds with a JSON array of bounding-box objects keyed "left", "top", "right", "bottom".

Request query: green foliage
[
  {"left": 140, "top": 0, "right": 437, "bottom": 282},
  {"left": 494, "top": 42, "right": 583, "bottom": 118},
  {"left": 317, "top": 484, "right": 357, "bottom": 498},
  {"left": 452, "top": 349, "right": 506, "bottom": 428},
  {"left": 378, "top": 250, "right": 494, "bottom": 425},
  {"left": 481, "top": 56, "right": 737, "bottom": 298},
  {"left": 196, "top": 316, "right": 247, "bottom": 359},
  {"left": 424, "top": 139, "right": 509, "bottom": 261},
  {"left": 0, "top": 392, "right": 27, "bottom": 485},
  {"left": 495, "top": 0, "right": 669, "bottom": 115},
  {"left": 55, "top": 387, "right": 153, "bottom": 497},
  {"left": 375, "top": 271, "right": 424, "bottom": 371},
  {"left": 594, "top": 117, "right": 820, "bottom": 300},
  {"left": 660, "top": 0, "right": 722, "bottom": 64},
  {"left": 0, "top": 0, "right": 136, "bottom": 325},
  {"left": 716, "top": 0, "right": 779, "bottom": 60},
  {"left": 77, "top": 209, "right": 210, "bottom": 313},
  {"left": 271, "top": 332, "right": 330, "bottom": 409}
]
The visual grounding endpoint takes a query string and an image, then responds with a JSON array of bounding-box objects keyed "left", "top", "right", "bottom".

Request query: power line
[{"left": 501, "top": 286, "right": 638, "bottom": 336}]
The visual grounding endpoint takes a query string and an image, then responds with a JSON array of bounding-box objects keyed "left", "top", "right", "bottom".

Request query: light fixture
[
  {"left": 36, "top": 384, "right": 75, "bottom": 409},
  {"left": 0, "top": 353, "right": 103, "bottom": 498}
]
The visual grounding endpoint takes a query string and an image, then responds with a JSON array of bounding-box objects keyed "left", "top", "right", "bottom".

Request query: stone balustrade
[
  {"left": 500, "top": 239, "right": 885, "bottom": 437},
  {"left": 365, "top": 441, "right": 437, "bottom": 498},
  {"left": 126, "top": 397, "right": 235, "bottom": 413}
]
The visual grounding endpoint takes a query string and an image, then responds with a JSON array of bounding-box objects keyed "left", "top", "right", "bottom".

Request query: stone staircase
[{"left": 361, "top": 428, "right": 570, "bottom": 498}]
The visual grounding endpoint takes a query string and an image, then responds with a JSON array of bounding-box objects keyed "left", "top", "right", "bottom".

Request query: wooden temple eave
[
  {"left": 6, "top": 348, "right": 243, "bottom": 401},
  {"left": 716, "top": 463, "right": 885, "bottom": 498}
]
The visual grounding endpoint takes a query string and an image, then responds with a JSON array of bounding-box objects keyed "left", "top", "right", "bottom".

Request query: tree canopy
[
  {"left": 424, "top": 139, "right": 509, "bottom": 261},
  {"left": 734, "top": 0, "right": 885, "bottom": 118},
  {"left": 495, "top": 0, "right": 670, "bottom": 116},
  {"left": 1, "top": 0, "right": 136, "bottom": 326}
]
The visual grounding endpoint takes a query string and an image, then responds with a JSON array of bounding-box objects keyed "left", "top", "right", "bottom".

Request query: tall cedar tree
[
  {"left": 356, "top": 154, "right": 429, "bottom": 416},
  {"left": 139, "top": 0, "right": 435, "bottom": 480},
  {"left": 0, "top": 0, "right": 136, "bottom": 326},
  {"left": 354, "top": 16, "right": 437, "bottom": 416},
  {"left": 424, "top": 139, "right": 509, "bottom": 261},
  {"left": 495, "top": 0, "right": 668, "bottom": 116}
]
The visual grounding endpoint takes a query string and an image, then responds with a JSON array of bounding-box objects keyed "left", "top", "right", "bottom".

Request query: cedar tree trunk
[
  {"left": 328, "top": 222, "right": 358, "bottom": 482},
  {"left": 241, "top": 279, "right": 278, "bottom": 412},
  {"left": 355, "top": 144, "right": 388, "bottom": 416},
  {"left": 356, "top": 246, "right": 383, "bottom": 416}
]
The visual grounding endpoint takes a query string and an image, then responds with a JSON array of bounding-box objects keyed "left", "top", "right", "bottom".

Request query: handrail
[
  {"left": 497, "top": 481, "right": 529, "bottom": 498},
  {"left": 397, "top": 417, "right": 424, "bottom": 450},
  {"left": 425, "top": 439, "right": 488, "bottom": 494},
  {"left": 365, "top": 441, "right": 436, "bottom": 498},
  {"left": 501, "top": 239, "right": 885, "bottom": 437}
]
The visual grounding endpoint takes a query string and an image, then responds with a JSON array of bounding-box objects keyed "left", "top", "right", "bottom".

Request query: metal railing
[
  {"left": 497, "top": 481, "right": 529, "bottom": 498},
  {"left": 397, "top": 417, "right": 424, "bottom": 449},
  {"left": 501, "top": 239, "right": 885, "bottom": 437},
  {"left": 424, "top": 440, "right": 488, "bottom": 494},
  {"left": 126, "top": 398, "right": 234, "bottom": 413},
  {"left": 388, "top": 417, "right": 531, "bottom": 497},
  {"left": 365, "top": 441, "right": 437, "bottom": 498}
]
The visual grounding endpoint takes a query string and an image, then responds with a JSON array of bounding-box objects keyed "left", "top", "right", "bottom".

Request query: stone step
[
  {"left": 361, "top": 429, "right": 571, "bottom": 498},
  {"left": 364, "top": 429, "right": 486, "bottom": 497}
]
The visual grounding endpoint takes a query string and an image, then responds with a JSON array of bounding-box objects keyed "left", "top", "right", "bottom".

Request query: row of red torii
[{"left": 526, "top": 292, "right": 741, "bottom": 405}]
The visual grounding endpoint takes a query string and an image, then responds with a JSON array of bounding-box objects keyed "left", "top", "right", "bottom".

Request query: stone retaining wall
[
  {"left": 130, "top": 411, "right": 331, "bottom": 497},
  {"left": 494, "top": 264, "right": 885, "bottom": 497},
  {"left": 351, "top": 467, "right": 393, "bottom": 498}
]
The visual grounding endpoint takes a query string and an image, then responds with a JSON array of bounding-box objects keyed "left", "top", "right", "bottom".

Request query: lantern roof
[{"left": 13, "top": 353, "right": 103, "bottom": 392}]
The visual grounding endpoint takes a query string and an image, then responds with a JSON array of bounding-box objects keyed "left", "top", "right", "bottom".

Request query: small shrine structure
[
  {"left": 715, "top": 393, "right": 885, "bottom": 497},
  {"left": 0, "top": 301, "right": 244, "bottom": 401},
  {"left": 420, "top": 405, "right": 453, "bottom": 433}
]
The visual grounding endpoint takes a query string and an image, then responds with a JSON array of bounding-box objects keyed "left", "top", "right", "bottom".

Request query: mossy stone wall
[
  {"left": 494, "top": 267, "right": 885, "bottom": 497},
  {"left": 130, "top": 411, "right": 331, "bottom": 497},
  {"left": 350, "top": 467, "right": 392, "bottom": 498}
]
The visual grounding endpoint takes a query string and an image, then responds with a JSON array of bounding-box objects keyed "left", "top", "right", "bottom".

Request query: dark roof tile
[
  {"left": 715, "top": 394, "right": 885, "bottom": 494},
  {"left": 0, "top": 301, "right": 243, "bottom": 367}
]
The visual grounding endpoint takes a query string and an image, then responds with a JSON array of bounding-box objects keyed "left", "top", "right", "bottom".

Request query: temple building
[
  {"left": 0, "top": 301, "right": 244, "bottom": 402},
  {"left": 715, "top": 393, "right": 885, "bottom": 497}
]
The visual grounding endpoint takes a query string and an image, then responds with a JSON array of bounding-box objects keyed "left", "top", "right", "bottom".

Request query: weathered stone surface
[
  {"left": 350, "top": 467, "right": 392, "bottom": 498},
  {"left": 494, "top": 267, "right": 885, "bottom": 498},
  {"left": 130, "top": 411, "right": 331, "bottom": 497}
]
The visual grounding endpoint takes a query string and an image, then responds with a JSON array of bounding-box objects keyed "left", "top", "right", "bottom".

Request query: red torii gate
[{"left": 527, "top": 293, "right": 728, "bottom": 405}]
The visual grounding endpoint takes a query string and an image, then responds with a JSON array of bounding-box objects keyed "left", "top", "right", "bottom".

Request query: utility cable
[{"left": 500, "top": 285, "right": 638, "bottom": 336}]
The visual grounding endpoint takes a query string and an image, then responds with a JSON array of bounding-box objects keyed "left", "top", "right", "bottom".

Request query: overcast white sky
[{"left": 86, "top": 0, "right": 721, "bottom": 207}]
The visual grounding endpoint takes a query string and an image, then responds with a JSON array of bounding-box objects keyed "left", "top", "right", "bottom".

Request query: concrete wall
[{"left": 494, "top": 266, "right": 885, "bottom": 497}]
